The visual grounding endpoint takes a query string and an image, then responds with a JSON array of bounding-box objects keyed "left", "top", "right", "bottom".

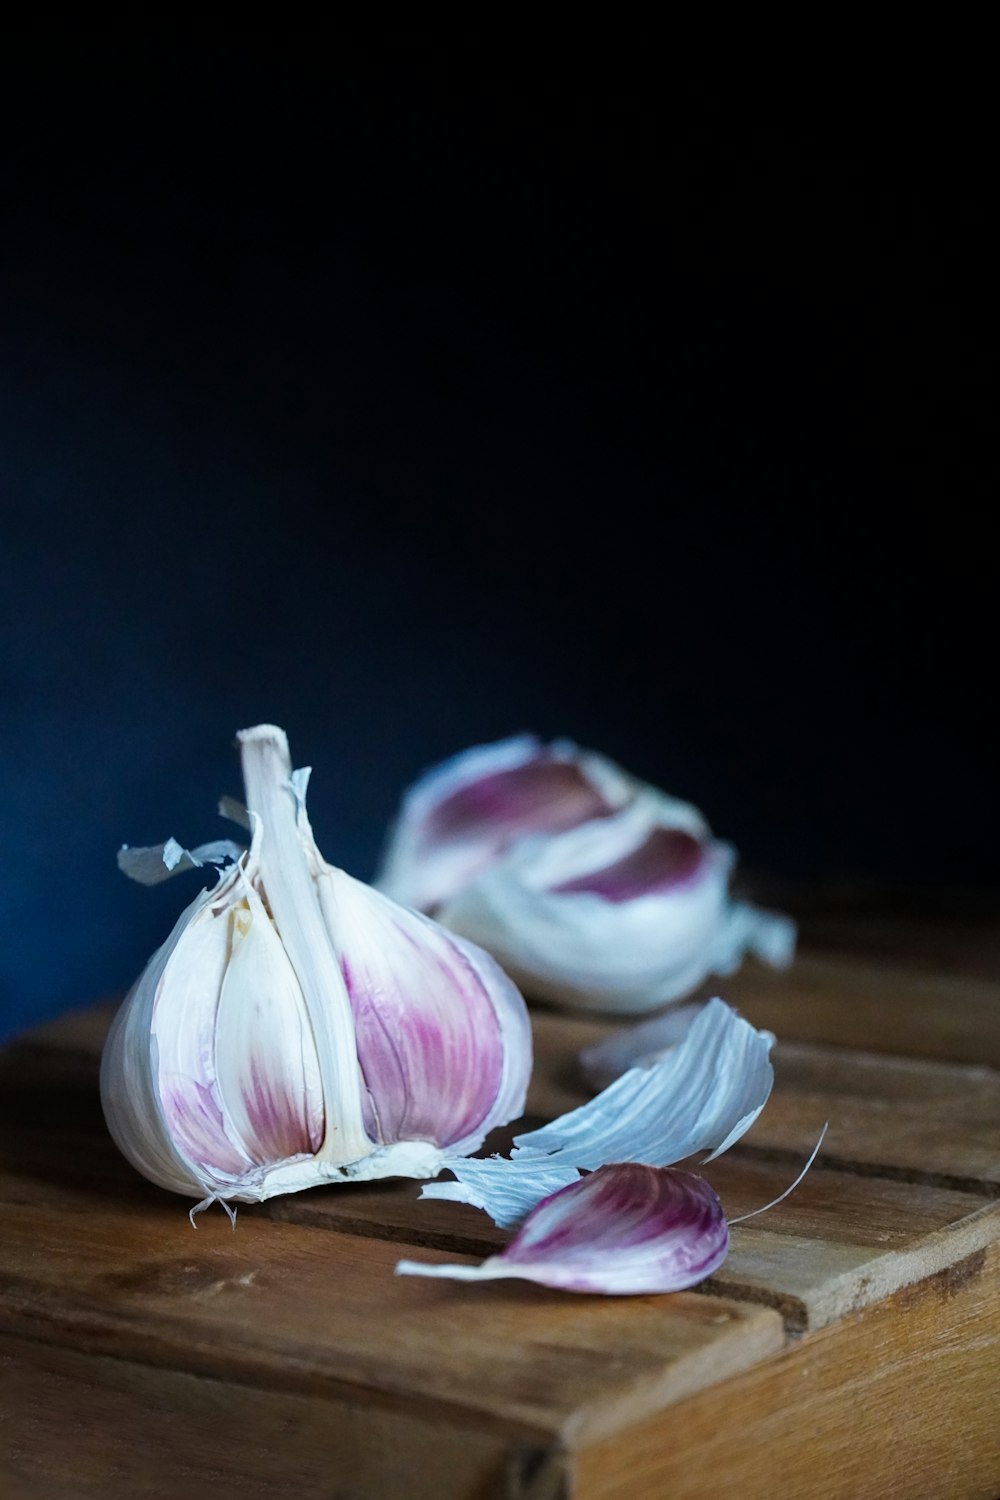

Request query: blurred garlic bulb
[
  {"left": 377, "top": 736, "right": 795, "bottom": 1015},
  {"left": 101, "top": 726, "right": 531, "bottom": 1215},
  {"left": 376, "top": 734, "right": 642, "bottom": 914}
]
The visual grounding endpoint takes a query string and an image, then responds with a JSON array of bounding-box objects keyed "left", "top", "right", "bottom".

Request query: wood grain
[
  {"left": 1, "top": 908, "right": 998, "bottom": 1497},
  {"left": 574, "top": 1240, "right": 1000, "bottom": 1500},
  {"left": 0, "top": 1182, "right": 783, "bottom": 1446}
]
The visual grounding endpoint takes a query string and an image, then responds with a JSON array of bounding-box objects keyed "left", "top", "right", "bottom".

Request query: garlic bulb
[
  {"left": 101, "top": 726, "right": 532, "bottom": 1214},
  {"left": 377, "top": 735, "right": 795, "bottom": 1015}
]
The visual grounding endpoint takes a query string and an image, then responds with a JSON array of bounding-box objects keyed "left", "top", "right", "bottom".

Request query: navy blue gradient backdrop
[{"left": 1, "top": 47, "right": 993, "bottom": 1038}]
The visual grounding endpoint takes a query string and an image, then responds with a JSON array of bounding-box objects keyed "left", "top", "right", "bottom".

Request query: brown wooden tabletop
[{"left": 2, "top": 887, "right": 998, "bottom": 1499}]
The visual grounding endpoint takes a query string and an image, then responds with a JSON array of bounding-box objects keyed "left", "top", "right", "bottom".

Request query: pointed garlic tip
[
  {"left": 377, "top": 734, "right": 796, "bottom": 1014},
  {"left": 398, "top": 1164, "right": 730, "bottom": 1294},
  {"left": 101, "top": 723, "right": 532, "bottom": 1214}
]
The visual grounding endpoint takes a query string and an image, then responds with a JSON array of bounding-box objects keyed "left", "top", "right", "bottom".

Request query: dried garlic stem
[{"left": 238, "top": 725, "right": 374, "bottom": 1166}]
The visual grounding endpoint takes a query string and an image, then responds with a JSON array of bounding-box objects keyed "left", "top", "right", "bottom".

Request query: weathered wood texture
[{"left": 1, "top": 900, "right": 998, "bottom": 1498}]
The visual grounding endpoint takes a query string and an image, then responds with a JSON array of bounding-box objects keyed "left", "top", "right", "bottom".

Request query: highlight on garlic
[
  {"left": 101, "top": 725, "right": 532, "bottom": 1216},
  {"left": 398, "top": 997, "right": 775, "bottom": 1294},
  {"left": 376, "top": 735, "right": 796, "bottom": 1014}
]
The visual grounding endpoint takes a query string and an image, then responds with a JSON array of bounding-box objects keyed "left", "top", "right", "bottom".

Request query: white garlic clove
[
  {"left": 436, "top": 798, "right": 794, "bottom": 1013},
  {"left": 212, "top": 888, "right": 325, "bottom": 1165},
  {"left": 398, "top": 1164, "right": 730, "bottom": 1295},
  {"left": 375, "top": 734, "right": 639, "bottom": 913}
]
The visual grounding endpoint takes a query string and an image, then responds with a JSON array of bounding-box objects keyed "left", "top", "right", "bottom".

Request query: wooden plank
[
  {"left": 751, "top": 1042, "right": 1000, "bottom": 1193},
  {"left": 263, "top": 1160, "right": 1000, "bottom": 1335},
  {"left": 0, "top": 1334, "right": 522, "bottom": 1500},
  {"left": 0, "top": 1186, "right": 783, "bottom": 1448},
  {"left": 4, "top": 998, "right": 999, "bottom": 1338},
  {"left": 4, "top": 1097, "right": 998, "bottom": 1347},
  {"left": 573, "top": 1240, "right": 1000, "bottom": 1500},
  {"left": 721, "top": 950, "right": 1000, "bottom": 1068},
  {"left": 706, "top": 1156, "right": 1000, "bottom": 1330}
]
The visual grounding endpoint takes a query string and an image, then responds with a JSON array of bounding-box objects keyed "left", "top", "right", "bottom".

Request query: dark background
[{"left": 1, "top": 40, "right": 993, "bottom": 1039}]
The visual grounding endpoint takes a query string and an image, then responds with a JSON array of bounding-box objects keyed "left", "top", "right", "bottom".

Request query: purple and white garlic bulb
[
  {"left": 100, "top": 726, "right": 531, "bottom": 1217},
  {"left": 377, "top": 735, "right": 796, "bottom": 1015}
]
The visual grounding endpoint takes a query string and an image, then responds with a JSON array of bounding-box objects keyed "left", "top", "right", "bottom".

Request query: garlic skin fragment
[
  {"left": 422, "top": 997, "right": 773, "bottom": 1229},
  {"left": 377, "top": 736, "right": 795, "bottom": 1015},
  {"left": 100, "top": 725, "right": 532, "bottom": 1210}
]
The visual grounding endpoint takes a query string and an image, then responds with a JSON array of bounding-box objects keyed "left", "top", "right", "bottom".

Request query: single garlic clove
[
  {"left": 397, "top": 1164, "right": 730, "bottom": 1295},
  {"left": 312, "top": 866, "right": 529, "bottom": 1153},
  {"left": 436, "top": 798, "right": 794, "bottom": 1014},
  {"left": 375, "top": 734, "right": 641, "bottom": 913},
  {"left": 212, "top": 887, "right": 325, "bottom": 1164},
  {"left": 421, "top": 997, "right": 773, "bottom": 1227}
]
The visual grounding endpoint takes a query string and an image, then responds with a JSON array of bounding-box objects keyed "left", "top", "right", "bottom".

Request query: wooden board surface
[{"left": 1, "top": 900, "right": 998, "bottom": 1498}]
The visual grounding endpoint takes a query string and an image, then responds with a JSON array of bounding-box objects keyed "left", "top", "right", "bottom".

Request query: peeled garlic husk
[
  {"left": 414, "top": 996, "right": 773, "bottom": 1226},
  {"left": 398, "top": 998, "right": 771, "bottom": 1292},
  {"left": 100, "top": 725, "right": 532, "bottom": 1213},
  {"left": 377, "top": 736, "right": 795, "bottom": 1014}
]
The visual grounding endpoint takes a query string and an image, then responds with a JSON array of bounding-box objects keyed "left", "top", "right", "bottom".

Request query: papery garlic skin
[
  {"left": 399, "top": 998, "right": 769, "bottom": 1293},
  {"left": 101, "top": 726, "right": 532, "bottom": 1210},
  {"left": 437, "top": 798, "right": 795, "bottom": 1014},
  {"left": 421, "top": 996, "right": 773, "bottom": 1228}
]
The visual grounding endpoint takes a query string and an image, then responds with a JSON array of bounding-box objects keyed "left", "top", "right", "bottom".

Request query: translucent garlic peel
[
  {"left": 421, "top": 997, "right": 773, "bottom": 1228},
  {"left": 101, "top": 725, "right": 532, "bottom": 1207},
  {"left": 398, "top": 1164, "right": 730, "bottom": 1295}
]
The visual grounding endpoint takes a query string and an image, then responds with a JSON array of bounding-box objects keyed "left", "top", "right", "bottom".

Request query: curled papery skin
[
  {"left": 579, "top": 1001, "right": 712, "bottom": 1091},
  {"left": 398, "top": 1164, "right": 729, "bottom": 1294},
  {"left": 375, "top": 735, "right": 641, "bottom": 913},
  {"left": 422, "top": 997, "right": 773, "bottom": 1228},
  {"left": 437, "top": 798, "right": 795, "bottom": 1014},
  {"left": 101, "top": 726, "right": 532, "bottom": 1210}
]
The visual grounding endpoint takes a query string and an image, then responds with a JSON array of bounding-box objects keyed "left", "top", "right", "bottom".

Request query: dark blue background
[{"left": 1, "top": 44, "right": 993, "bottom": 1039}]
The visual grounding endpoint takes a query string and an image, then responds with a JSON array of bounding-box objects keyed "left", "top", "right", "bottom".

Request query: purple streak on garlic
[
  {"left": 549, "top": 826, "right": 705, "bottom": 902},
  {"left": 100, "top": 725, "right": 532, "bottom": 1212},
  {"left": 397, "top": 1164, "right": 729, "bottom": 1295},
  {"left": 324, "top": 873, "right": 524, "bottom": 1151},
  {"left": 376, "top": 735, "right": 637, "bottom": 914}
]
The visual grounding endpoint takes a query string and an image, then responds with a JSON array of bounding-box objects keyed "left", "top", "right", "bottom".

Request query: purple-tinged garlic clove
[{"left": 398, "top": 1164, "right": 729, "bottom": 1295}]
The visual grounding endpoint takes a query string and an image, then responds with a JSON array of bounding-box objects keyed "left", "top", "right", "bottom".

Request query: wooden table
[{"left": 2, "top": 891, "right": 998, "bottom": 1498}]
